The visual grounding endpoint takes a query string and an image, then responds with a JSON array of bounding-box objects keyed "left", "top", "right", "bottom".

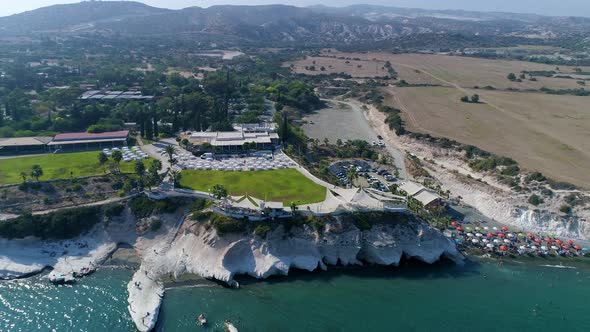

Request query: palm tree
[
  {"left": 169, "top": 169, "right": 182, "bottom": 188},
  {"left": 290, "top": 202, "right": 299, "bottom": 215},
  {"left": 346, "top": 167, "right": 359, "bottom": 187},
  {"left": 161, "top": 145, "right": 177, "bottom": 164},
  {"left": 30, "top": 165, "right": 43, "bottom": 182},
  {"left": 19, "top": 171, "right": 28, "bottom": 183},
  {"left": 111, "top": 150, "right": 123, "bottom": 173}
]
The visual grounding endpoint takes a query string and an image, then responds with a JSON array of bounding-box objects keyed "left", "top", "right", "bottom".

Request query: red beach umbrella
[
  {"left": 499, "top": 245, "right": 508, "bottom": 251},
  {"left": 451, "top": 221, "right": 459, "bottom": 227},
  {"left": 527, "top": 233, "right": 534, "bottom": 238},
  {"left": 562, "top": 245, "right": 570, "bottom": 250},
  {"left": 501, "top": 227, "right": 509, "bottom": 232},
  {"left": 544, "top": 237, "right": 552, "bottom": 242},
  {"left": 567, "top": 239, "right": 574, "bottom": 244},
  {"left": 574, "top": 245, "right": 582, "bottom": 250},
  {"left": 487, "top": 233, "right": 494, "bottom": 238},
  {"left": 534, "top": 238, "right": 542, "bottom": 244},
  {"left": 497, "top": 233, "right": 505, "bottom": 238},
  {"left": 555, "top": 239, "right": 563, "bottom": 245},
  {"left": 456, "top": 227, "right": 464, "bottom": 232}
]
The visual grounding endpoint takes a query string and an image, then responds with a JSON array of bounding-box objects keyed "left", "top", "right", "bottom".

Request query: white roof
[
  {"left": 265, "top": 202, "right": 284, "bottom": 209},
  {"left": 398, "top": 181, "right": 426, "bottom": 196},
  {"left": 413, "top": 190, "right": 440, "bottom": 206}
]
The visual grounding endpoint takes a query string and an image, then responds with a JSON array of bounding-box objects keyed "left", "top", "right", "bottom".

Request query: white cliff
[{"left": 126, "top": 214, "right": 463, "bottom": 331}]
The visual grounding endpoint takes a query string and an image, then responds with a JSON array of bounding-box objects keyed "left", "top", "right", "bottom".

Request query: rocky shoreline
[{"left": 0, "top": 208, "right": 463, "bottom": 332}]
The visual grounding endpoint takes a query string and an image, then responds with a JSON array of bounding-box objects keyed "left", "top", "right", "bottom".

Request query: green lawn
[
  {"left": 0, "top": 151, "right": 150, "bottom": 184},
  {"left": 179, "top": 169, "right": 327, "bottom": 204}
]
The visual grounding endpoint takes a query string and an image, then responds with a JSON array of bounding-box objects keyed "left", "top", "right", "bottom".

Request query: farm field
[
  {"left": 304, "top": 51, "right": 590, "bottom": 90},
  {"left": 0, "top": 151, "right": 150, "bottom": 185},
  {"left": 179, "top": 169, "right": 327, "bottom": 204},
  {"left": 286, "top": 57, "right": 390, "bottom": 78},
  {"left": 383, "top": 86, "right": 590, "bottom": 187}
]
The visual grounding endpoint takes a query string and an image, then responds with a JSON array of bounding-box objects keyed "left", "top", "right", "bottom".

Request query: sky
[{"left": 2, "top": 0, "right": 590, "bottom": 18}]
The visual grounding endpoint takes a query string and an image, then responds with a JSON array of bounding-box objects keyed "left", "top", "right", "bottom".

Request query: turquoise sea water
[{"left": 1, "top": 260, "right": 590, "bottom": 332}]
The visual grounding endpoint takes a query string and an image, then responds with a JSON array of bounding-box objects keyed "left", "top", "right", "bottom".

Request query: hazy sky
[{"left": 2, "top": 0, "right": 590, "bottom": 18}]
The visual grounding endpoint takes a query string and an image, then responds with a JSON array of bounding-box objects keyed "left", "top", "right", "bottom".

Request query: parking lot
[{"left": 330, "top": 160, "right": 397, "bottom": 192}]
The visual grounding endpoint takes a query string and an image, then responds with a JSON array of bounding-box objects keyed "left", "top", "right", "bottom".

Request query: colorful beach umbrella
[
  {"left": 517, "top": 233, "right": 525, "bottom": 238},
  {"left": 555, "top": 239, "right": 563, "bottom": 245},
  {"left": 467, "top": 233, "right": 474, "bottom": 237},
  {"left": 486, "top": 244, "right": 494, "bottom": 248},
  {"left": 497, "top": 233, "right": 506, "bottom": 238},
  {"left": 484, "top": 227, "right": 489, "bottom": 230},
  {"left": 487, "top": 233, "right": 494, "bottom": 238},
  {"left": 501, "top": 226, "right": 509, "bottom": 232},
  {"left": 504, "top": 239, "right": 511, "bottom": 244},
  {"left": 499, "top": 245, "right": 508, "bottom": 251},
  {"left": 465, "top": 226, "right": 473, "bottom": 231},
  {"left": 527, "top": 233, "right": 534, "bottom": 238},
  {"left": 507, "top": 233, "right": 515, "bottom": 238},
  {"left": 456, "top": 227, "right": 464, "bottom": 232},
  {"left": 493, "top": 227, "right": 498, "bottom": 231},
  {"left": 567, "top": 239, "right": 574, "bottom": 244},
  {"left": 562, "top": 246, "right": 570, "bottom": 250},
  {"left": 541, "top": 246, "right": 548, "bottom": 251},
  {"left": 519, "top": 246, "right": 527, "bottom": 250},
  {"left": 475, "top": 233, "right": 483, "bottom": 237},
  {"left": 471, "top": 238, "right": 479, "bottom": 244},
  {"left": 551, "top": 246, "right": 559, "bottom": 250},
  {"left": 482, "top": 239, "right": 489, "bottom": 243},
  {"left": 451, "top": 221, "right": 459, "bottom": 227},
  {"left": 534, "top": 238, "right": 542, "bottom": 244},
  {"left": 574, "top": 245, "right": 582, "bottom": 250}
]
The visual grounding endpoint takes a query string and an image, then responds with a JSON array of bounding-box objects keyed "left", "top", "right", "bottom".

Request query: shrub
[
  {"left": 528, "top": 194, "right": 543, "bottom": 206},
  {"left": 104, "top": 203, "right": 125, "bottom": 218},
  {"left": 254, "top": 223, "right": 272, "bottom": 237},
  {"left": 150, "top": 218, "right": 162, "bottom": 231},
  {"left": 559, "top": 204, "right": 572, "bottom": 214},
  {"left": 129, "top": 196, "right": 180, "bottom": 218},
  {"left": 211, "top": 214, "right": 247, "bottom": 234}
]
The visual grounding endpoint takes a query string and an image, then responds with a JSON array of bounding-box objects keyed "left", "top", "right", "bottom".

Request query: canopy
[
  {"left": 499, "top": 245, "right": 507, "bottom": 251},
  {"left": 456, "top": 227, "right": 464, "bottom": 232},
  {"left": 527, "top": 233, "right": 534, "bottom": 238},
  {"left": 497, "top": 233, "right": 506, "bottom": 238},
  {"left": 451, "top": 221, "right": 459, "bottom": 227},
  {"left": 471, "top": 239, "right": 479, "bottom": 244},
  {"left": 517, "top": 233, "right": 525, "bottom": 238},
  {"left": 486, "top": 244, "right": 494, "bottom": 248},
  {"left": 501, "top": 227, "right": 509, "bottom": 232},
  {"left": 573, "top": 245, "right": 582, "bottom": 250},
  {"left": 567, "top": 239, "right": 574, "bottom": 244},
  {"left": 487, "top": 233, "right": 494, "bottom": 238}
]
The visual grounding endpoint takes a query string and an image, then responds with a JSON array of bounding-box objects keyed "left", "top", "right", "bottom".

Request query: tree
[
  {"left": 169, "top": 169, "right": 182, "bottom": 188},
  {"left": 112, "top": 150, "right": 123, "bottom": 173},
  {"left": 336, "top": 139, "right": 343, "bottom": 146},
  {"left": 211, "top": 184, "right": 228, "bottom": 199},
  {"left": 347, "top": 167, "right": 359, "bottom": 187},
  {"left": 507, "top": 73, "right": 517, "bottom": 81},
  {"left": 528, "top": 194, "right": 543, "bottom": 206},
  {"left": 19, "top": 171, "right": 28, "bottom": 183},
  {"left": 470, "top": 94, "right": 480, "bottom": 103},
  {"left": 161, "top": 145, "right": 177, "bottom": 164},
  {"left": 323, "top": 138, "right": 330, "bottom": 146},
  {"left": 134, "top": 160, "right": 146, "bottom": 178},
  {"left": 149, "top": 159, "right": 162, "bottom": 176},
  {"left": 460, "top": 96, "right": 469, "bottom": 103},
  {"left": 30, "top": 165, "right": 43, "bottom": 182},
  {"left": 98, "top": 152, "right": 108, "bottom": 174}
]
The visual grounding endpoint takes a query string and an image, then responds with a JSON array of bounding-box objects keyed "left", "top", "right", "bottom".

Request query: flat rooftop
[
  {"left": 53, "top": 130, "right": 129, "bottom": 142},
  {"left": 0, "top": 137, "right": 53, "bottom": 147}
]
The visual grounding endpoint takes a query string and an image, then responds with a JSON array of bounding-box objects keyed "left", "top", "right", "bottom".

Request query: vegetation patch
[
  {"left": 129, "top": 195, "right": 181, "bottom": 218},
  {"left": 0, "top": 207, "right": 101, "bottom": 240}
]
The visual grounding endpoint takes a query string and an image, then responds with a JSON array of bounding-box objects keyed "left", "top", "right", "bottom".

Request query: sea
[{"left": 1, "top": 258, "right": 590, "bottom": 332}]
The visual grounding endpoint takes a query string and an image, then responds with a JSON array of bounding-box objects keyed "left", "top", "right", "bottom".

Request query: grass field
[
  {"left": 0, "top": 151, "right": 150, "bottom": 185},
  {"left": 286, "top": 57, "right": 390, "bottom": 78},
  {"left": 384, "top": 86, "right": 590, "bottom": 187},
  {"left": 179, "top": 169, "right": 327, "bottom": 204}
]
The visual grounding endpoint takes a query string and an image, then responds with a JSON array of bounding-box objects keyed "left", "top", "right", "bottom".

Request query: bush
[
  {"left": 129, "top": 196, "right": 180, "bottom": 218},
  {"left": 559, "top": 204, "right": 572, "bottom": 214},
  {"left": 352, "top": 213, "right": 371, "bottom": 231},
  {"left": 254, "top": 223, "right": 272, "bottom": 237},
  {"left": 150, "top": 218, "right": 162, "bottom": 232},
  {"left": 211, "top": 214, "right": 247, "bottom": 234},
  {"left": 528, "top": 194, "right": 543, "bottom": 206},
  {"left": 104, "top": 203, "right": 125, "bottom": 218}
]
